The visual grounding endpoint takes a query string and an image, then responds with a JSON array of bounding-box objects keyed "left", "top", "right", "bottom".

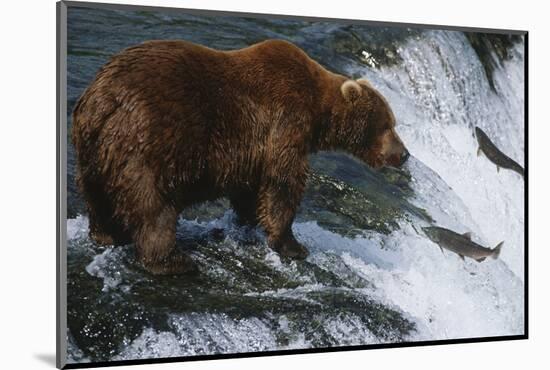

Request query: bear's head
[{"left": 326, "top": 79, "right": 409, "bottom": 169}]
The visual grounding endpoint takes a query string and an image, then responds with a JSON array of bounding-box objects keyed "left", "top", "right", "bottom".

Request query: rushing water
[{"left": 65, "top": 6, "right": 525, "bottom": 364}]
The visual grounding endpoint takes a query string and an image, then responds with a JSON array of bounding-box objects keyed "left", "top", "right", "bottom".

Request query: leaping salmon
[
  {"left": 475, "top": 126, "right": 524, "bottom": 177},
  {"left": 422, "top": 226, "right": 503, "bottom": 263}
]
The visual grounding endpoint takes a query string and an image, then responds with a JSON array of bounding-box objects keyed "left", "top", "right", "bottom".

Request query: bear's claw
[{"left": 272, "top": 240, "right": 309, "bottom": 260}]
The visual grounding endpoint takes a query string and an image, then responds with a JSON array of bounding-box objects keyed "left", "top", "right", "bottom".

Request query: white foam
[
  {"left": 115, "top": 313, "right": 278, "bottom": 360},
  {"left": 294, "top": 221, "right": 524, "bottom": 340},
  {"left": 66, "top": 215, "right": 89, "bottom": 241},
  {"left": 113, "top": 329, "right": 183, "bottom": 361},
  {"left": 85, "top": 247, "right": 128, "bottom": 292}
]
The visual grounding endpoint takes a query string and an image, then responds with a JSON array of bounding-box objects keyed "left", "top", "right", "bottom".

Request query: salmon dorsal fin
[{"left": 462, "top": 232, "right": 472, "bottom": 240}]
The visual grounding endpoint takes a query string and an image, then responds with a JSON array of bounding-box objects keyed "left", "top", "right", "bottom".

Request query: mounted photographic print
[{"left": 56, "top": 1, "right": 528, "bottom": 368}]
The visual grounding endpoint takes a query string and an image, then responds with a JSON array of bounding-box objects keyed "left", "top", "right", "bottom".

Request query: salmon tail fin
[
  {"left": 492, "top": 241, "right": 504, "bottom": 259},
  {"left": 516, "top": 166, "right": 525, "bottom": 178}
]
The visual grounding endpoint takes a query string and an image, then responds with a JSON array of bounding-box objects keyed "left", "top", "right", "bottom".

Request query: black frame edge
[
  {"left": 523, "top": 32, "right": 529, "bottom": 339},
  {"left": 62, "top": 335, "right": 528, "bottom": 369},
  {"left": 57, "top": 1, "right": 69, "bottom": 369},
  {"left": 56, "top": 2, "right": 61, "bottom": 368}
]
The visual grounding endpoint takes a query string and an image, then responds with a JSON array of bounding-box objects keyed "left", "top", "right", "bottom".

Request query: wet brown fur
[{"left": 72, "top": 39, "right": 407, "bottom": 274}]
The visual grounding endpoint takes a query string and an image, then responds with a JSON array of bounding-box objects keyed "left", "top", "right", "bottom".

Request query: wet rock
[{"left": 465, "top": 33, "right": 523, "bottom": 91}]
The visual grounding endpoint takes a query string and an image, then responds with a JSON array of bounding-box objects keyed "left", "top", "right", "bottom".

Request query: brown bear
[{"left": 72, "top": 39, "right": 409, "bottom": 275}]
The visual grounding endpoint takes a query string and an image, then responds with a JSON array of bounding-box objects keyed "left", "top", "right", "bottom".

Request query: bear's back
[
  {"left": 72, "top": 40, "right": 337, "bottom": 195},
  {"left": 74, "top": 39, "right": 332, "bottom": 129}
]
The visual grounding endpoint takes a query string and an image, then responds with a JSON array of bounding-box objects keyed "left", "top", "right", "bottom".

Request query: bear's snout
[{"left": 372, "top": 128, "right": 409, "bottom": 168}]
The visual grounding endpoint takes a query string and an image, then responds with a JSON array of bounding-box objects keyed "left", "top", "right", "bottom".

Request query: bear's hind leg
[
  {"left": 88, "top": 205, "right": 133, "bottom": 246},
  {"left": 89, "top": 217, "right": 116, "bottom": 246},
  {"left": 133, "top": 205, "right": 197, "bottom": 275},
  {"left": 81, "top": 177, "right": 132, "bottom": 246}
]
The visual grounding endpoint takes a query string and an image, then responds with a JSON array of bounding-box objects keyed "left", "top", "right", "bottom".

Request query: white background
[{"left": 0, "top": 0, "right": 547, "bottom": 368}]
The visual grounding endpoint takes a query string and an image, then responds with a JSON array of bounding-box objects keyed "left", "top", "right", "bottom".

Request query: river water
[{"left": 65, "top": 6, "right": 525, "bottom": 364}]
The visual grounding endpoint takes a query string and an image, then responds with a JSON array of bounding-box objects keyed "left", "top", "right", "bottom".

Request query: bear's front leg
[
  {"left": 133, "top": 206, "right": 198, "bottom": 275},
  {"left": 257, "top": 177, "right": 309, "bottom": 260}
]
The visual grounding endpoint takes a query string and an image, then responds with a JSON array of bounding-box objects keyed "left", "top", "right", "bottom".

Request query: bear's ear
[
  {"left": 341, "top": 80, "right": 362, "bottom": 103},
  {"left": 357, "top": 78, "right": 372, "bottom": 88}
]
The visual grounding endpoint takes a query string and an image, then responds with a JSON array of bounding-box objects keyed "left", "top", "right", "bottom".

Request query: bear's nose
[{"left": 400, "top": 149, "right": 410, "bottom": 165}]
